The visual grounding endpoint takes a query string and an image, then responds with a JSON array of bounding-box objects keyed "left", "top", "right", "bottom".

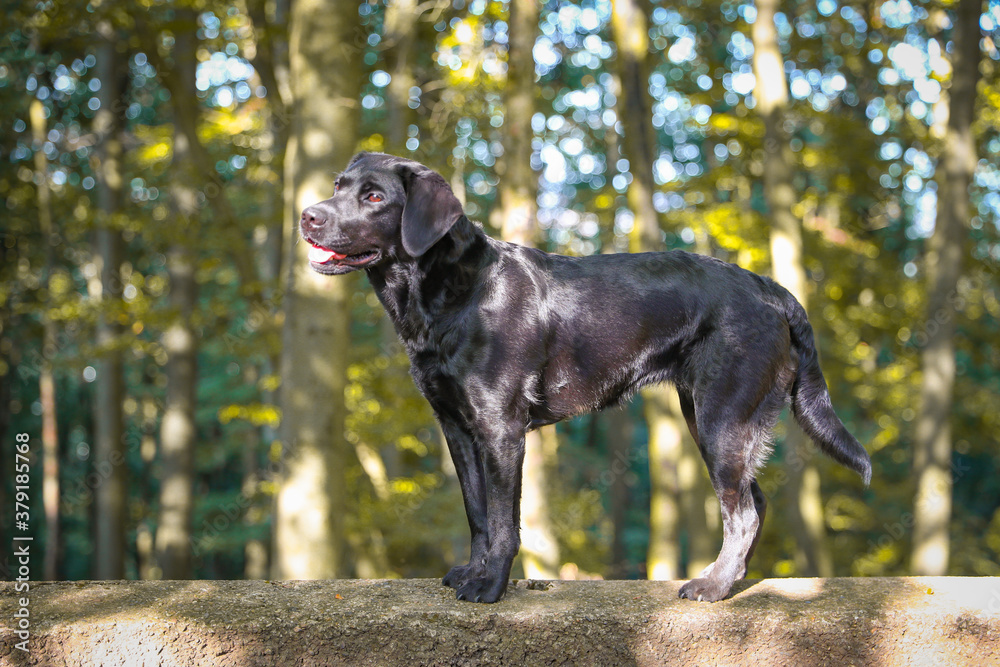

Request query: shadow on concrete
[{"left": 4, "top": 577, "right": 999, "bottom": 666}]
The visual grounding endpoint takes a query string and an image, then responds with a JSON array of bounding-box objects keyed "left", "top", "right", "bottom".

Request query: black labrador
[{"left": 299, "top": 152, "right": 871, "bottom": 603}]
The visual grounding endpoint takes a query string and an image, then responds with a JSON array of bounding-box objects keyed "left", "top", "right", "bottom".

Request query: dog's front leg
[
  {"left": 454, "top": 421, "right": 525, "bottom": 603},
  {"left": 438, "top": 419, "right": 490, "bottom": 590}
]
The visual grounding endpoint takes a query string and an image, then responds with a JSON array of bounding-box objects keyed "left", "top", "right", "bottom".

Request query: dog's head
[{"left": 299, "top": 152, "right": 465, "bottom": 275}]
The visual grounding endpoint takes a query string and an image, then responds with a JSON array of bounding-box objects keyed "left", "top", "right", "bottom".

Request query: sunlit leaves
[
  {"left": 436, "top": 13, "right": 506, "bottom": 90},
  {"left": 218, "top": 402, "right": 280, "bottom": 428}
]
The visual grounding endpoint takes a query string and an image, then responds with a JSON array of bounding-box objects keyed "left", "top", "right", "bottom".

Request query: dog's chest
[{"left": 405, "top": 346, "right": 479, "bottom": 422}]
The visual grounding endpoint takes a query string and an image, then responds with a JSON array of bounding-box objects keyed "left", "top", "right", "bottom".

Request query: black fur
[{"left": 299, "top": 152, "right": 871, "bottom": 603}]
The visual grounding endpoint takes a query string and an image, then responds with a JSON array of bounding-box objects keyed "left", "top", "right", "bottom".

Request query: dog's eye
[
  {"left": 334, "top": 182, "right": 339, "bottom": 193},
  {"left": 366, "top": 193, "right": 383, "bottom": 203}
]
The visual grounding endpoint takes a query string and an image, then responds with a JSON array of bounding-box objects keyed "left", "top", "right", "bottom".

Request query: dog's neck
[{"left": 367, "top": 216, "right": 496, "bottom": 348}]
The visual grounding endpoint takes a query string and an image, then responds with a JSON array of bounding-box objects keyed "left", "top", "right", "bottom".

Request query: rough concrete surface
[{"left": 2, "top": 577, "right": 999, "bottom": 666}]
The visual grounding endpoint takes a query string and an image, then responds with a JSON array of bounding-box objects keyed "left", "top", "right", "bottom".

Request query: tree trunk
[
  {"left": 677, "top": 426, "right": 715, "bottom": 576},
  {"left": 610, "top": 0, "right": 691, "bottom": 580},
  {"left": 600, "top": 100, "right": 640, "bottom": 579},
  {"left": 498, "top": 0, "right": 559, "bottom": 580},
  {"left": 605, "top": 408, "right": 633, "bottom": 577},
  {"left": 272, "top": 0, "right": 361, "bottom": 580},
  {"left": 241, "top": 428, "right": 269, "bottom": 580},
  {"left": 30, "top": 97, "right": 60, "bottom": 581},
  {"left": 91, "top": 20, "right": 127, "bottom": 580},
  {"left": 156, "top": 246, "right": 197, "bottom": 579},
  {"left": 752, "top": 0, "right": 832, "bottom": 577},
  {"left": 383, "top": 0, "right": 418, "bottom": 154},
  {"left": 500, "top": 0, "right": 539, "bottom": 247},
  {"left": 247, "top": 0, "right": 290, "bottom": 293},
  {"left": 245, "top": 0, "right": 290, "bottom": 580},
  {"left": 642, "top": 388, "right": 682, "bottom": 579},
  {"left": 610, "top": 0, "right": 658, "bottom": 252},
  {"left": 911, "top": 0, "right": 982, "bottom": 576},
  {"left": 155, "top": 10, "right": 200, "bottom": 580},
  {"left": 519, "top": 426, "right": 560, "bottom": 579}
]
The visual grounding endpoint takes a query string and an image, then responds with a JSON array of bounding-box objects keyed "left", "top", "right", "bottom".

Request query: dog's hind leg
[
  {"left": 677, "top": 388, "right": 770, "bottom": 587},
  {"left": 677, "top": 360, "right": 788, "bottom": 601},
  {"left": 745, "top": 478, "right": 767, "bottom": 571},
  {"left": 678, "top": 438, "right": 765, "bottom": 602},
  {"left": 677, "top": 388, "right": 700, "bottom": 446}
]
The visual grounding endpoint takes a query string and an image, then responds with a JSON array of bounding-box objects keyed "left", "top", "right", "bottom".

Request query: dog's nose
[{"left": 300, "top": 205, "right": 328, "bottom": 233}]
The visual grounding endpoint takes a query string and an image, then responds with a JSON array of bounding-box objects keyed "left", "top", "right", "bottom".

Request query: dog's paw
[
  {"left": 678, "top": 577, "right": 732, "bottom": 603},
  {"left": 455, "top": 576, "right": 508, "bottom": 603},
  {"left": 442, "top": 562, "right": 483, "bottom": 589}
]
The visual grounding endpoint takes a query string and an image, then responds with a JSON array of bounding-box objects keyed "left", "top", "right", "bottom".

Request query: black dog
[{"left": 300, "top": 152, "right": 871, "bottom": 603}]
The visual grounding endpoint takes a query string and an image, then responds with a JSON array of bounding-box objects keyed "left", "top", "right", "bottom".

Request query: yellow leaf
[
  {"left": 138, "top": 141, "right": 170, "bottom": 163},
  {"left": 709, "top": 114, "right": 739, "bottom": 133}
]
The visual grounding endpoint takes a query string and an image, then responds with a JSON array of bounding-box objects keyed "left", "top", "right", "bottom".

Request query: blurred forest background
[{"left": 1, "top": 0, "right": 999, "bottom": 585}]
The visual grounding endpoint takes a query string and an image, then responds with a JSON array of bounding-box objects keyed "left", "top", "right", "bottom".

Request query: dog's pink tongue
[{"left": 308, "top": 244, "right": 346, "bottom": 263}]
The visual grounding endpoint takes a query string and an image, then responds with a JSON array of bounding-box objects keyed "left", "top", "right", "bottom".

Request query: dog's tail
[{"left": 784, "top": 292, "right": 872, "bottom": 485}]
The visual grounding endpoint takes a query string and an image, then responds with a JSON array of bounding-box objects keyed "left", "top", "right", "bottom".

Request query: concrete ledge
[{"left": 2, "top": 577, "right": 999, "bottom": 666}]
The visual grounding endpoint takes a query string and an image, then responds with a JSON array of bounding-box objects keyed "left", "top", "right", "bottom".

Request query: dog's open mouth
[{"left": 307, "top": 244, "right": 379, "bottom": 268}]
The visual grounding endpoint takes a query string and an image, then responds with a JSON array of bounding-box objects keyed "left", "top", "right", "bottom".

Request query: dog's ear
[{"left": 396, "top": 162, "right": 465, "bottom": 257}]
